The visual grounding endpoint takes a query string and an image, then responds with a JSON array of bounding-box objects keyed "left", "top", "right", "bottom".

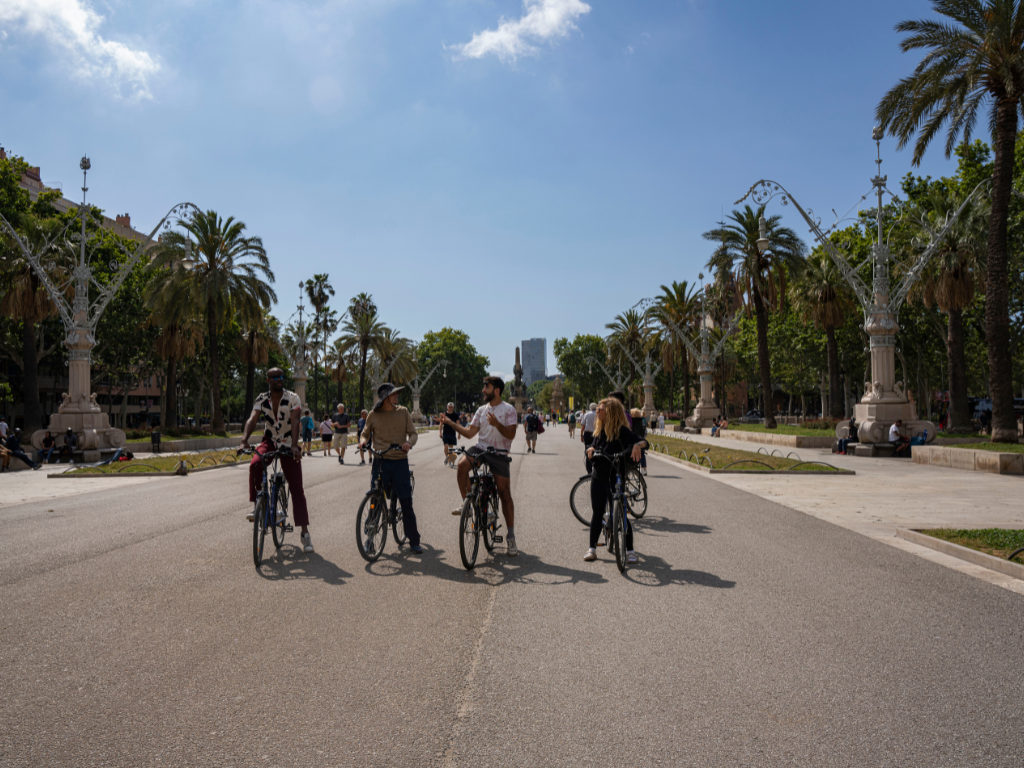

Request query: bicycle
[
  {"left": 356, "top": 444, "right": 416, "bottom": 562},
  {"left": 590, "top": 448, "right": 634, "bottom": 573},
  {"left": 240, "top": 445, "right": 293, "bottom": 568},
  {"left": 569, "top": 463, "right": 647, "bottom": 525},
  {"left": 453, "top": 446, "right": 509, "bottom": 570}
]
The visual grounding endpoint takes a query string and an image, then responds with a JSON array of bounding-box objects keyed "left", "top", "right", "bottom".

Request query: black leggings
[{"left": 589, "top": 474, "right": 633, "bottom": 550}]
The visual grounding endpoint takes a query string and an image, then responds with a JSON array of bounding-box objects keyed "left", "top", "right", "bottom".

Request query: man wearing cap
[{"left": 359, "top": 383, "right": 423, "bottom": 554}]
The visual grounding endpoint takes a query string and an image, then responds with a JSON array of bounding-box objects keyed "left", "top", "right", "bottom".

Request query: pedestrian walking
[
  {"left": 524, "top": 406, "right": 540, "bottom": 453},
  {"left": 356, "top": 409, "right": 369, "bottom": 464},
  {"left": 657, "top": 412, "right": 665, "bottom": 431},
  {"left": 320, "top": 414, "right": 334, "bottom": 457},
  {"left": 568, "top": 409, "right": 577, "bottom": 438},
  {"left": 441, "top": 402, "right": 460, "bottom": 467},
  {"left": 299, "top": 409, "right": 315, "bottom": 456},
  {"left": 332, "top": 403, "right": 352, "bottom": 464},
  {"left": 631, "top": 408, "right": 648, "bottom": 474},
  {"left": 580, "top": 402, "right": 597, "bottom": 473}
]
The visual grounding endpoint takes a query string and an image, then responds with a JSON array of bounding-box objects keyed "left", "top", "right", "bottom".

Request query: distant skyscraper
[{"left": 521, "top": 338, "right": 546, "bottom": 386}]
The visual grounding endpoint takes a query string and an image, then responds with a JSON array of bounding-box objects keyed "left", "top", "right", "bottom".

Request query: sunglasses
[{"left": 269, "top": 375, "right": 284, "bottom": 380}]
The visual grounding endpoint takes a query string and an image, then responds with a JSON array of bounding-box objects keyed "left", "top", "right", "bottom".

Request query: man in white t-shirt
[
  {"left": 440, "top": 376, "right": 520, "bottom": 556},
  {"left": 888, "top": 419, "right": 910, "bottom": 456}
]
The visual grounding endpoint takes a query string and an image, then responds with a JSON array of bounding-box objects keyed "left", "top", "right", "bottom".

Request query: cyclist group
[{"left": 239, "top": 368, "right": 647, "bottom": 565}]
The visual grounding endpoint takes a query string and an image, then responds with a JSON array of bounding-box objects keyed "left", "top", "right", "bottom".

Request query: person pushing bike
[
  {"left": 584, "top": 397, "right": 646, "bottom": 564},
  {"left": 240, "top": 367, "right": 313, "bottom": 553},
  {"left": 359, "top": 382, "right": 424, "bottom": 554},
  {"left": 440, "top": 376, "right": 519, "bottom": 557}
]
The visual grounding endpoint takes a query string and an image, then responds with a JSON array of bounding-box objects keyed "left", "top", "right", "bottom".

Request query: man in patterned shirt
[
  {"left": 240, "top": 367, "right": 313, "bottom": 553},
  {"left": 440, "top": 376, "right": 520, "bottom": 556}
]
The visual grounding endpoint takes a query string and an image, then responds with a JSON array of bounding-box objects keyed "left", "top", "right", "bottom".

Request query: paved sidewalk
[{"left": 648, "top": 428, "right": 1024, "bottom": 595}]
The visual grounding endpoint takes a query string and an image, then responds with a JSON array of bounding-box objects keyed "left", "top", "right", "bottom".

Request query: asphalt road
[{"left": 1, "top": 425, "right": 1022, "bottom": 767}]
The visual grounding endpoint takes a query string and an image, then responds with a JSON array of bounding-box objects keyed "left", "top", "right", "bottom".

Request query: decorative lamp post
[
  {"left": 280, "top": 295, "right": 311, "bottom": 411},
  {"left": 612, "top": 340, "right": 662, "bottom": 419},
  {"left": 586, "top": 355, "right": 630, "bottom": 393},
  {"left": 367, "top": 354, "right": 400, "bottom": 406},
  {"left": 0, "top": 157, "right": 200, "bottom": 460},
  {"left": 408, "top": 346, "right": 447, "bottom": 423},
  {"left": 736, "top": 128, "right": 989, "bottom": 446}
]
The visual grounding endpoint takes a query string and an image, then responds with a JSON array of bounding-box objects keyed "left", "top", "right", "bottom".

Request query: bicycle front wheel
[
  {"left": 252, "top": 496, "right": 267, "bottom": 568},
  {"left": 272, "top": 481, "right": 287, "bottom": 549},
  {"left": 482, "top": 494, "right": 499, "bottom": 553},
  {"left": 613, "top": 500, "right": 628, "bottom": 573},
  {"left": 391, "top": 500, "right": 407, "bottom": 547},
  {"left": 356, "top": 493, "right": 388, "bottom": 562},
  {"left": 626, "top": 470, "right": 647, "bottom": 519},
  {"left": 459, "top": 496, "right": 480, "bottom": 570},
  {"left": 569, "top": 475, "right": 592, "bottom": 525}
]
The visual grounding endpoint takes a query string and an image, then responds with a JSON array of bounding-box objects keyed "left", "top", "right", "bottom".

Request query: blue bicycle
[{"left": 241, "top": 446, "right": 293, "bottom": 568}]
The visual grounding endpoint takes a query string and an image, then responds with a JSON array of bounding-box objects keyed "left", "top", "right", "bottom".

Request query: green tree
[
  {"left": 876, "top": 0, "right": 1024, "bottom": 442},
  {"left": 652, "top": 280, "right": 700, "bottom": 417},
  {"left": 705, "top": 205, "right": 806, "bottom": 428},
  {"left": 148, "top": 211, "right": 276, "bottom": 431},
  {"left": 414, "top": 328, "right": 489, "bottom": 415},
  {"left": 605, "top": 308, "right": 648, "bottom": 404},
  {"left": 304, "top": 273, "right": 334, "bottom": 416},
  {"left": 553, "top": 334, "right": 610, "bottom": 407},
  {"left": 336, "top": 305, "right": 386, "bottom": 411}
]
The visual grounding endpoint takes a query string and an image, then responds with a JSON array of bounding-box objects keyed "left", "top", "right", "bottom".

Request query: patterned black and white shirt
[{"left": 253, "top": 389, "right": 301, "bottom": 447}]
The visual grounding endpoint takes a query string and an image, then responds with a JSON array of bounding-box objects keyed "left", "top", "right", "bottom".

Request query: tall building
[{"left": 521, "top": 338, "right": 546, "bottom": 386}]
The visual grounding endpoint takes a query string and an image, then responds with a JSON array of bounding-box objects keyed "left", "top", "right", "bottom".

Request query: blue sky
[{"left": 0, "top": 0, "right": 962, "bottom": 380}]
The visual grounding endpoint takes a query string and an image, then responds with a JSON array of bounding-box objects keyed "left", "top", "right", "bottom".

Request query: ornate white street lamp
[
  {"left": 279, "top": 295, "right": 312, "bottom": 409},
  {"left": 736, "top": 128, "right": 989, "bottom": 446},
  {"left": 612, "top": 340, "right": 662, "bottom": 419},
  {"left": 0, "top": 156, "right": 199, "bottom": 460},
  {"left": 408, "top": 346, "right": 447, "bottom": 423},
  {"left": 586, "top": 354, "right": 630, "bottom": 393}
]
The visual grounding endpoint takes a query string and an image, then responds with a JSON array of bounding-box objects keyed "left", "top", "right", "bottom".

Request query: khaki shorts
[{"left": 332, "top": 433, "right": 348, "bottom": 448}]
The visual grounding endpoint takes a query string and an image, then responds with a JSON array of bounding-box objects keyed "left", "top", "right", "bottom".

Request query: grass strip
[
  {"left": 920, "top": 528, "right": 1024, "bottom": 563},
  {"left": 648, "top": 435, "right": 840, "bottom": 471},
  {"left": 67, "top": 449, "right": 241, "bottom": 474},
  {"left": 726, "top": 424, "right": 835, "bottom": 437}
]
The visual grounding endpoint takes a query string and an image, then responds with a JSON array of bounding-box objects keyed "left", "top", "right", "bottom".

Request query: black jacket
[{"left": 591, "top": 425, "right": 643, "bottom": 480}]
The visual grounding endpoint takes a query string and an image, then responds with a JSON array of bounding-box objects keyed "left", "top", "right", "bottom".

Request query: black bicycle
[
  {"left": 454, "top": 446, "right": 508, "bottom": 570},
  {"left": 356, "top": 444, "right": 416, "bottom": 562},
  {"left": 240, "top": 445, "right": 293, "bottom": 568},
  {"left": 590, "top": 448, "right": 634, "bottom": 573},
  {"left": 569, "top": 464, "right": 647, "bottom": 525}
]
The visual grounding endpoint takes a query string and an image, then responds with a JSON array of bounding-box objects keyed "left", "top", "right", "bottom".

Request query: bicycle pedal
[
  {"left": 492, "top": 536, "right": 504, "bottom": 544},
  {"left": 284, "top": 525, "right": 294, "bottom": 533}
]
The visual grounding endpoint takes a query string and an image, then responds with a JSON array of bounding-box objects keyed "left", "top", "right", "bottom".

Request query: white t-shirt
[
  {"left": 580, "top": 410, "right": 597, "bottom": 433},
  {"left": 471, "top": 401, "right": 518, "bottom": 452},
  {"left": 888, "top": 423, "right": 901, "bottom": 442},
  {"left": 0, "top": 420, "right": 7, "bottom": 438}
]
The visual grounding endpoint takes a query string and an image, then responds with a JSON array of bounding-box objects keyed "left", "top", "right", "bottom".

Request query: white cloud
[
  {"left": 449, "top": 0, "right": 591, "bottom": 63},
  {"left": 0, "top": 0, "right": 159, "bottom": 99}
]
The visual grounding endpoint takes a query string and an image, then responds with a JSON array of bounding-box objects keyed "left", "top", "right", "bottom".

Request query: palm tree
[
  {"left": 790, "top": 251, "right": 853, "bottom": 419},
  {"left": 0, "top": 215, "right": 69, "bottom": 432},
  {"left": 238, "top": 309, "right": 275, "bottom": 418},
  {"left": 336, "top": 308, "right": 387, "bottom": 411},
  {"left": 704, "top": 205, "right": 806, "bottom": 429},
  {"left": 876, "top": 0, "right": 1023, "bottom": 442},
  {"left": 327, "top": 342, "right": 356, "bottom": 405},
  {"left": 912, "top": 187, "right": 989, "bottom": 431},
  {"left": 148, "top": 211, "right": 276, "bottom": 432},
  {"left": 376, "top": 328, "right": 417, "bottom": 385},
  {"left": 653, "top": 280, "right": 700, "bottom": 417},
  {"left": 605, "top": 308, "right": 647, "bottom": 404},
  {"left": 349, "top": 292, "right": 376, "bottom": 319},
  {"left": 304, "top": 274, "right": 334, "bottom": 415}
]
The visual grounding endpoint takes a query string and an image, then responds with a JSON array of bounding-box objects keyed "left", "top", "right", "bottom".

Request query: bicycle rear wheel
[
  {"left": 482, "top": 494, "right": 499, "bottom": 552},
  {"left": 459, "top": 496, "right": 480, "bottom": 570},
  {"left": 569, "top": 475, "right": 592, "bottom": 525},
  {"left": 272, "top": 480, "right": 287, "bottom": 549},
  {"left": 391, "top": 499, "right": 407, "bottom": 547},
  {"left": 252, "top": 496, "right": 267, "bottom": 568},
  {"left": 356, "top": 492, "right": 388, "bottom": 562},
  {"left": 613, "top": 500, "right": 628, "bottom": 572},
  {"left": 626, "top": 469, "right": 647, "bottom": 519}
]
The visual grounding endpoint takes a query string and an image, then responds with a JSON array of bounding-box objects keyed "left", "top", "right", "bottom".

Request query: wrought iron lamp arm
[
  {"left": 415, "top": 359, "right": 447, "bottom": 391},
  {"left": 888, "top": 177, "right": 991, "bottom": 316},
  {"left": 736, "top": 179, "right": 872, "bottom": 309},
  {"left": 0, "top": 212, "right": 77, "bottom": 330},
  {"left": 657, "top": 313, "right": 702, "bottom": 360}
]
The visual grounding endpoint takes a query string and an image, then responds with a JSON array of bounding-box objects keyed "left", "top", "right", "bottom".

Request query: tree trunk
[
  {"left": 21, "top": 320, "right": 43, "bottom": 432},
  {"left": 752, "top": 286, "right": 776, "bottom": 428},
  {"left": 164, "top": 357, "right": 177, "bottom": 429},
  {"left": 208, "top": 301, "right": 224, "bottom": 431},
  {"left": 826, "top": 325, "right": 842, "bottom": 419},
  {"left": 682, "top": 350, "right": 690, "bottom": 418},
  {"left": 946, "top": 307, "right": 971, "bottom": 431},
  {"left": 986, "top": 98, "right": 1019, "bottom": 442}
]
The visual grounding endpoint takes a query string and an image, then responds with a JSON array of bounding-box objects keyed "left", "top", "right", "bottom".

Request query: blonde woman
[{"left": 584, "top": 397, "right": 646, "bottom": 563}]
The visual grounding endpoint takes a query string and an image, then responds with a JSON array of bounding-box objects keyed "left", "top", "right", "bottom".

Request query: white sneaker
[
  {"left": 506, "top": 535, "right": 518, "bottom": 557},
  {"left": 451, "top": 507, "right": 463, "bottom": 516},
  {"left": 583, "top": 548, "right": 597, "bottom": 561},
  {"left": 246, "top": 510, "right": 255, "bottom": 522},
  {"left": 301, "top": 532, "right": 313, "bottom": 553},
  {"left": 276, "top": 508, "right": 286, "bottom": 524},
  {"left": 627, "top": 551, "right": 638, "bottom": 564}
]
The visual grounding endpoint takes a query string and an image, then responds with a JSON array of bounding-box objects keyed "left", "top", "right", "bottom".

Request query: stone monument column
[{"left": 293, "top": 373, "right": 308, "bottom": 413}]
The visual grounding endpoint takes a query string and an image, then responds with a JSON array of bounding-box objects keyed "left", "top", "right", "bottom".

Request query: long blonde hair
[{"left": 595, "top": 397, "right": 628, "bottom": 441}]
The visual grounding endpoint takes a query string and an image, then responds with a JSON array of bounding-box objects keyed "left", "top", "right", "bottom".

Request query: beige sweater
[{"left": 362, "top": 406, "right": 418, "bottom": 459}]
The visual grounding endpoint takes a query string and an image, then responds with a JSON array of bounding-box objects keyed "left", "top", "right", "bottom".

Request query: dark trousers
[
  {"left": 11, "top": 449, "right": 37, "bottom": 469},
  {"left": 37, "top": 447, "right": 56, "bottom": 464},
  {"left": 249, "top": 446, "right": 309, "bottom": 526},
  {"left": 582, "top": 432, "right": 594, "bottom": 473},
  {"left": 372, "top": 458, "right": 421, "bottom": 547},
  {"left": 589, "top": 473, "right": 633, "bottom": 551}
]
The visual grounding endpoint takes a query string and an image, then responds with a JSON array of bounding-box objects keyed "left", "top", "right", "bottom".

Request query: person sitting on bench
[
  {"left": 889, "top": 419, "right": 911, "bottom": 457},
  {"left": 837, "top": 417, "right": 858, "bottom": 454}
]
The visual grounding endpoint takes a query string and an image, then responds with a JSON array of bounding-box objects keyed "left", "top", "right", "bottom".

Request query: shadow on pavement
[
  {"left": 257, "top": 546, "right": 353, "bottom": 585},
  {"left": 364, "top": 545, "right": 608, "bottom": 586},
  {"left": 637, "top": 516, "right": 712, "bottom": 536},
  {"left": 624, "top": 553, "right": 735, "bottom": 589}
]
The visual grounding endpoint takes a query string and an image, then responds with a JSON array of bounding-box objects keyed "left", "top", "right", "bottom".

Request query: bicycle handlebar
[
  {"left": 237, "top": 445, "right": 294, "bottom": 462},
  {"left": 365, "top": 443, "right": 408, "bottom": 458},
  {"left": 453, "top": 446, "right": 509, "bottom": 455}
]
